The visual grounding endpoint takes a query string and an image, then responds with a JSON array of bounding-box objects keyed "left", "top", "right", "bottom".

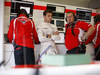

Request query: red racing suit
[
  {"left": 7, "top": 14, "right": 40, "bottom": 49},
  {"left": 65, "top": 21, "right": 92, "bottom": 50}
]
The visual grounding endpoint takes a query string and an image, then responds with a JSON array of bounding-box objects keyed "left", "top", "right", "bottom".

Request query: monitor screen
[
  {"left": 76, "top": 8, "right": 92, "bottom": 22},
  {"left": 57, "top": 28, "right": 63, "bottom": 31},
  {"left": 4, "top": 34, "right": 10, "bottom": 43},
  {"left": 47, "top": 6, "right": 56, "bottom": 11},
  {"left": 56, "top": 20, "right": 64, "bottom": 27},
  {"left": 47, "top": 4, "right": 65, "bottom": 19},
  {"left": 11, "top": 1, "right": 34, "bottom": 17},
  {"left": 10, "top": 16, "right": 16, "bottom": 22}
]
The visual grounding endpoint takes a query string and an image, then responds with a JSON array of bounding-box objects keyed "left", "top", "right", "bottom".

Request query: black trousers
[
  {"left": 95, "top": 44, "right": 100, "bottom": 60},
  {"left": 66, "top": 47, "right": 85, "bottom": 54},
  {"left": 14, "top": 45, "right": 35, "bottom": 65}
]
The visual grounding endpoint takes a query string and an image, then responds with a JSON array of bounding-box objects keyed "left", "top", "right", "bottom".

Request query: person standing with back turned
[{"left": 7, "top": 9, "right": 40, "bottom": 65}]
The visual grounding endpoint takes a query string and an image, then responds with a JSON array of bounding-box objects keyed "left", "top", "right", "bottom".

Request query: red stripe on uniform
[{"left": 34, "top": 5, "right": 47, "bottom": 10}]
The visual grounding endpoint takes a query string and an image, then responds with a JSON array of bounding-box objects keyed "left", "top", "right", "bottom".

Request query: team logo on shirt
[
  {"left": 19, "top": 18, "right": 29, "bottom": 24},
  {"left": 21, "top": 21, "right": 26, "bottom": 23}
]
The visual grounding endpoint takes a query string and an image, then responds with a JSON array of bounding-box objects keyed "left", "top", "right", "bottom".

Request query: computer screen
[
  {"left": 4, "top": 34, "right": 10, "bottom": 43},
  {"left": 76, "top": 8, "right": 92, "bottom": 22},
  {"left": 56, "top": 20, "right": 64, "bottom": 27},
  {"left": 10, "top": 16, "right": 16, "bottom": 22},
  {"left": 47, "top": 6, "right": 56, "bottom": 11},
  {"left": 11, "top": 1, "right": 34, "bottom": 17},
  {"left": 47, "top": 4, "right": 65, "bottom": 19}
]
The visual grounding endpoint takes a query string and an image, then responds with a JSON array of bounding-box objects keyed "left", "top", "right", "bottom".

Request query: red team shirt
[
  {"left": 65, "top": 21, "right": 92, "bottom": 50},
  {"left": 7, "top": 14, "right": 40, "bottom": 49},
  {"left": 85, "top": 22, "right": 100, "bottom": 48}
]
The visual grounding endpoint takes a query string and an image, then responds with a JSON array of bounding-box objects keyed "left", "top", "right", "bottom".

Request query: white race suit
[{"left": 36, "top": 22, "right": 60, "bottom": 63}]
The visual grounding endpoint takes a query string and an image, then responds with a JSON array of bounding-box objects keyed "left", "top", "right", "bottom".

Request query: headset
[
  {"left": 94, "top": 15, "right": 100, "bottom": 24},
  {"left": 65, "top": 11, "right": 77, "bottom": 22}
]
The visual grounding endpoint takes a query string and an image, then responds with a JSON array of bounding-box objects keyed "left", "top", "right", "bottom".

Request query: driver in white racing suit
[{"left": 37, "top": 9, "right": 60, "bottom": 64}]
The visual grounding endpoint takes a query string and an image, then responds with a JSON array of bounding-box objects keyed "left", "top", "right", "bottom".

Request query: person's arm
[
  {"left": 54, "top": 31, "right": 59, "bottom": 35},
  {"left": 7, "top": 19, "right": 14, "bottom": 43},
  {"left": 77, "top": 21, "right": 95, "bottom": 42},
  {"left": 85, "top": 30, "right": 96, "bottom": 45},
  {"left": 43, "top": 31, "right": 60, "bottom": 41},
  {"left": 82, "top": 26, "right": 95, "bottom": 42},
  {"left": 45, "top": 26, "right": 60, "bottom": 41},
  {"left": 32, "top": 21, "right": 40, "bottom": 44},
  {"left": 36, "top": 25, "right": 52, "bottom": 42},
  {"left": 51, "top": 30, "right": 60, "bottom": 41}
]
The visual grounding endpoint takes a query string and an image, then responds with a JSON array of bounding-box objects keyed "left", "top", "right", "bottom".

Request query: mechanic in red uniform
[
  {"left": 65, "top": 11, "right": 95, "bottom": 54},
  {"left": 7, "top": 9, "right": 40, "bottom": 65},
  {"left": 85, "top": 15, "right": 100, "bottom": 60}
]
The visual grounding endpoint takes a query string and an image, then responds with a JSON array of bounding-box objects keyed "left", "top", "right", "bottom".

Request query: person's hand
[
  {"left": 48, "top": 34, "right": 51, "bottom": 38},
  {"left": 54, "top": 31, "right": 59, "bottom": 35},
  {"left": 43, "top": 33, "right": 46, "bottom": 37},
  {"left": 43, "top": 34, "right": 51, "bottom": 38},
  {"left": 81, "top": 36, "right": 86, "bottom": 42}
]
